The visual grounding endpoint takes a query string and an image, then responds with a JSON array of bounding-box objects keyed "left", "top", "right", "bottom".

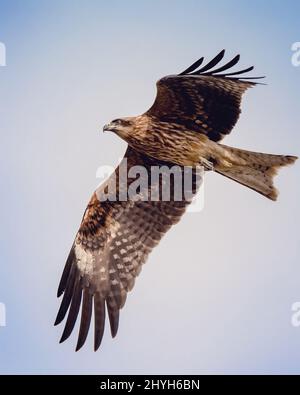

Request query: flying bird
[{"left": 55, "top": 50, "right": 297, "bottom": 351}]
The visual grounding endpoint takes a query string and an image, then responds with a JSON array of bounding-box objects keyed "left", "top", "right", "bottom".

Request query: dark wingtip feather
[
  {"left": 54, "top": 315, "right": 62, "bottom": 327},
  {"left": 230, "top": 76, "right": 266, "bottom": 85},
  {"left": 107, "top": 307, "right": 119, "bottom": 338},
  {"left": 203, "top": 54, "right": 240, "bottom": 75},
  {"left": 94, "top": 293, "right": 105, "bottom": 351},
  {"left": 179, "top": 57, "right": 204, "bottom": 75},
  {"left": 218, "top": 65, "right": 254, "bottom": 77},
  {"left": 236, "top": 76, "right": 266, "bottom": 80},
  {"left": 57, "top": 247, "right": 75, "bottom": 297},
  {"left": 59, "top": 278, "right": 83, "bottom": 344},
  {"left": 192, "top": 49, "right": 226, "bottom": 74},
  {"left": 179, "top": 51, "right": 264, "bottom": 83},
  {"left": 75, "top": 290, "right": 93, "bottom": 351},
  {"left": 54, "top": 264, "right": 78, "bottom": 326}
]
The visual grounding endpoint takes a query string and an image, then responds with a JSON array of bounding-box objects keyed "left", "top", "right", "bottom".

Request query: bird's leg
[{"left": 200, "top": 157, "right": 214, "bottom": 171}]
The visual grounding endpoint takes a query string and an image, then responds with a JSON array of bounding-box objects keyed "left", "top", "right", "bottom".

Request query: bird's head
[{"left": 103, "top": 117, "right": 134, "bottom": 139}]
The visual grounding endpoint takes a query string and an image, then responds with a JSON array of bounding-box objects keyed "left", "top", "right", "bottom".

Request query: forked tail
[{"left": 214, "top": 145, "right": 297, "bottom": 200}]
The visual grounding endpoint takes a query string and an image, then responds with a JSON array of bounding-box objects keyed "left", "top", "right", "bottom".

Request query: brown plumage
[{"left": 55, "top": 50, "right": 297, "bottom": 350}]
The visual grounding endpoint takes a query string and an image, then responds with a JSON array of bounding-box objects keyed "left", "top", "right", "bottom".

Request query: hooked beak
[{"left": 103, "top": 124, "right": 112, "bottom": 132}]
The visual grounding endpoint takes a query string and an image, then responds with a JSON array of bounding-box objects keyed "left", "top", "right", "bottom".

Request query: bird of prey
[{"left": 55, "top": 50, "right": 297, "bottom": 351}]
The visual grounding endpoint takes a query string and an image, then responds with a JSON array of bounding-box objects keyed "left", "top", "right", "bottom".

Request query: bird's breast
[{"left": 127, "top": 127, "right": 212, "bottom": 167}]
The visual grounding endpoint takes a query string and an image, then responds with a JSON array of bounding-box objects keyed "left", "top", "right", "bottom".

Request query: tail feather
[{"left": 214, "top": 145, "right": 297, "bottom": 201}]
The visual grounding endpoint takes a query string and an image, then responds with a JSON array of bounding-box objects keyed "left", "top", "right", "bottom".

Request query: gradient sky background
[{"left": 0, "top": 0, "right": 300, "bottom": 374}]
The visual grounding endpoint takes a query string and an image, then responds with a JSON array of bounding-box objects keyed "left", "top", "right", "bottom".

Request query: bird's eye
[{"left": 112, "top": 119, "right": 121, "bottom": 124}]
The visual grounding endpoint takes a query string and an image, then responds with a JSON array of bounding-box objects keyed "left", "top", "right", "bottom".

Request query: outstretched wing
[
  {"left": 146, "top": 50, "right": 264, "bottom": 142},
  {"left": 55, "top": 147, "right": 201, "bottom": 351}
]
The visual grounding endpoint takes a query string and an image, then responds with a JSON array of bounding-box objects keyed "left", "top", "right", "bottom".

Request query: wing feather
[
  {"left": 57, "top": 248, "right": 75, "bottom": 297},
  {"left": 217, "top": 65, "right": 254, "bottom": 77},
  {"left": 54, "top": 263, "right": 78, "bottom": 325},
  {"left": 55, "top": 147, "right": 201, "bottom": 350},
  {"left": 59, "top": 277, "right": 83, "bottom": 343},
  {"left": 192, "top": 49, "right": 225, "bottom": 74},
  {"left": 106, "top": 296, "right": 120, "bottom": 338},
  {"left": 94, "top": 293, "right": 105, "bottom": 351},
  {"left": 76, "top": 290, "right": 93, "bottom": 351},
  {"left": 203, "top": 54, "right": 240, "bottom": 75},
  {"left": 146, "top": 50, "right": 264, "bottom": 142},
  {"left": 179, "top": 57, "right": 204, "bottom": 75}
]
